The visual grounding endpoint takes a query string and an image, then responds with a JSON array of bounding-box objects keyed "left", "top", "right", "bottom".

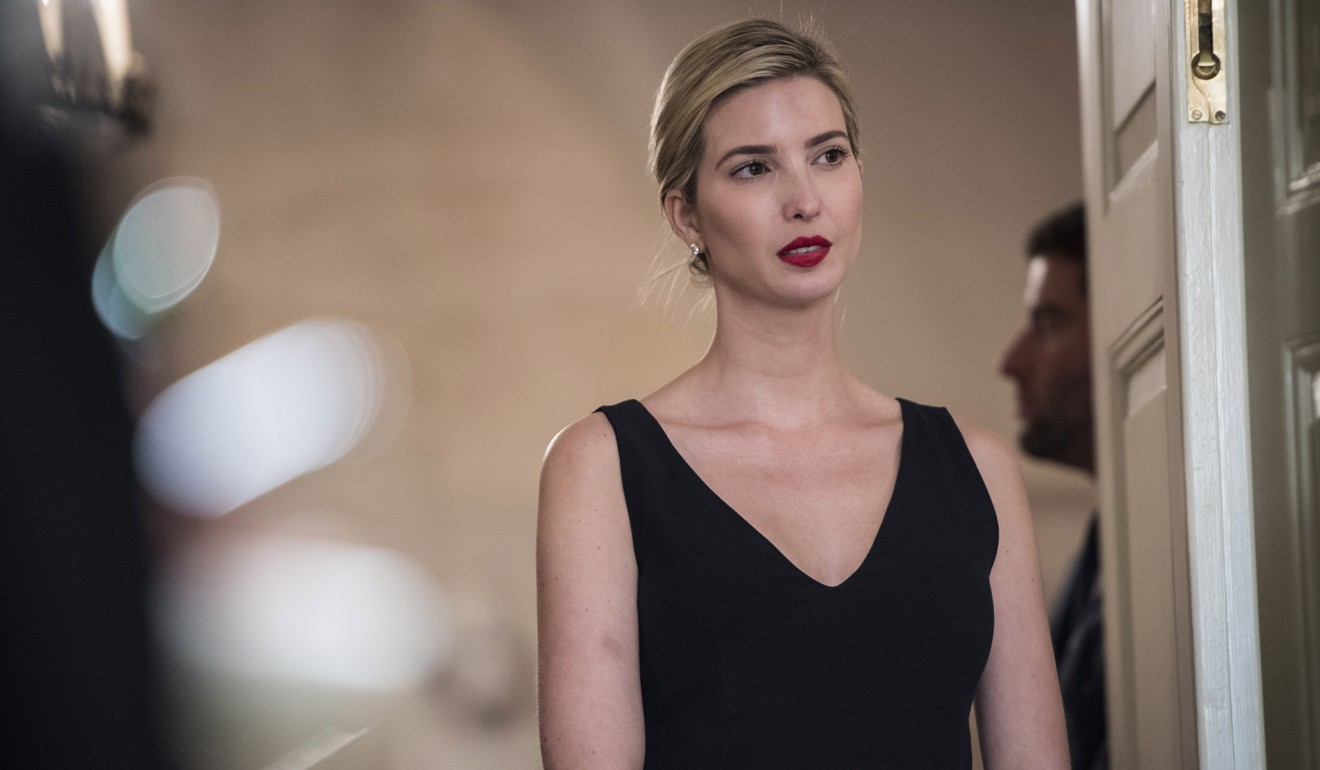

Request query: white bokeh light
[
  {"left": 157, "top": 534, "right": 451, "bottom": 691},
  {"left": 90, "top": 242, "right": 154, "bottom": 340},
  {"left": 92, "top": 178, "right": 220, "bottom": 338},
  {"left": 112, "top": 178, "right": 219, "bottom": 313},
  {"left": 135, "top": 318, "right": 398, "bottom": 517}
]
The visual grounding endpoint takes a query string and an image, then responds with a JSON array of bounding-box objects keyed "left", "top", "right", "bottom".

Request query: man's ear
[{"left": 662, "top": 188, "right": 701, "bottom": 249}]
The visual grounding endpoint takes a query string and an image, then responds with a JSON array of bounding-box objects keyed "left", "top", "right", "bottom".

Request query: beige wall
[{"left": 97, "top": 1, "right": 1093, "bottom": 766}]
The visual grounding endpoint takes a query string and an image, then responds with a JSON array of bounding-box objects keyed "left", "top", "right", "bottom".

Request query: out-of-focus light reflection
[
  {"left": 157, "top": 535, "right": 451, "bottom": 691},
  {"left": 135, "top": 319, "right": 398, "bottom": 517},
  {"left": 91, "top": 242, "right": 154, "bottom": 339},
  {"left": 113, "top": 178, "right": 219, "bottom": 313},
  {"left": 1312, "top": 371, "right": 1319, "bottom": 418},
  {"left": 88, "top": 0, "right": 134, "bottom": 100},
  {"left": 266, "top": 727, "right": 370, "bottom": 770},
  {"left": 37, "top": 0, "right": 63, "bottom": 61},
  {"left": 92, "top": 178, "right": 219, "bottom": 338}
]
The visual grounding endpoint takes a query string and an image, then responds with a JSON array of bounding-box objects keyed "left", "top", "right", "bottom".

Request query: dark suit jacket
[{"left": 1051, "top": 516, "right": 1107, "bottom": 769}]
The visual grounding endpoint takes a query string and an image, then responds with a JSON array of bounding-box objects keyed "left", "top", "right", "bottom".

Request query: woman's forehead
[{"left": 701, "top": 77, "right": 846, "bottom": 158}]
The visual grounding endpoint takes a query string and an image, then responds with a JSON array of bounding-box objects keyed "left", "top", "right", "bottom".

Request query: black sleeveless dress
[{"left": 595, "top": 398, "right": 998, "bottom": 769}]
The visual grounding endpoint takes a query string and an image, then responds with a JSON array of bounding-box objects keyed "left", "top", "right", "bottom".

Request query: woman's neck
[{"left": 685, "top": 293, "right": 855, "bottom": 429}]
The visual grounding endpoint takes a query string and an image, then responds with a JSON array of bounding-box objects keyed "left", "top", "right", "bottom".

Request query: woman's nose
[{"left": 782, "top": 171, "right": 821, "bottom": 221}]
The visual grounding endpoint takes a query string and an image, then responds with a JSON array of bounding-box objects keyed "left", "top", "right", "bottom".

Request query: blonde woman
[{"left": 537, "top": 19, "right": 1068, "bottom": 769}]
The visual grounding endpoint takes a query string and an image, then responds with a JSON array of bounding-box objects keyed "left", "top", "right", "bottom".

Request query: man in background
[{"left": 999, "top": 201, "right": 1106, "bottom": 769}]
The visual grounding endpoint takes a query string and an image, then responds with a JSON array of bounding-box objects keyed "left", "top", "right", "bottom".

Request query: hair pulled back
[{"left": 648, "top": 18, "right": 860, "bottom": 277}]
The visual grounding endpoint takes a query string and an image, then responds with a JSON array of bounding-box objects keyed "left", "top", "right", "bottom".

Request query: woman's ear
[{"left": 662, "top": 188, "right": 701, "bottom": 248}]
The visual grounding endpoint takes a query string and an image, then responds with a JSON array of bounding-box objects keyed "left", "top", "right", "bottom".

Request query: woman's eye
[
  {"left": 733, "top": 161, "right": 769, "bottom": 178},
  {"left": 819, "top": 147, "right": 850, "bottom": 165}
]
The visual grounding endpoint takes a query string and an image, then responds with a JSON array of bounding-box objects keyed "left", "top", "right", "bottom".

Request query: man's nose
[{"left": 1000, "top": 330, "right": 1030, "bottom": 379}]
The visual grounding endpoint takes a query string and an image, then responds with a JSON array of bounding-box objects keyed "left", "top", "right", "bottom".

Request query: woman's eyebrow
[
  {"left": 806, "top": 129, "right": 847, "bottom": 147},
  {"left": 715, "top": 143, "right": 775, "bottom": 167}
]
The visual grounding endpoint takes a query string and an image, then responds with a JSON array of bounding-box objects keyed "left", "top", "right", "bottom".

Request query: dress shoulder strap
[
  {"left": 895, "top": 398, "right": 1000, "bottom": 552},
  {"left": 897, "top": 399, "right": 987, "bottom": 483},
  {"left": 594, "top": 399, "right": 669, "bottom": 568}
]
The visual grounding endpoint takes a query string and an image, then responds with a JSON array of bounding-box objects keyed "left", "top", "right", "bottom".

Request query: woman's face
[{"left": 667, "top": 75, "right": 863, "bottom": 307}]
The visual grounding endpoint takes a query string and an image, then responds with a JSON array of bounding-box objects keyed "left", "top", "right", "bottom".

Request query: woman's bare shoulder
[
  {"left": 537, "top": 408, "right": 643, "bottom": 768},
  {"left": 539, "top": 411, "right": 623, "bottom": 497},
  {"left": 946, "top": 414, "right": 1032, "bottom": 533},
  {"left": 950, "top": 417, "right": 1017, "bottom": 474},
  {"left": 543, "top": 411, "right": 615, "bottom": 463}
]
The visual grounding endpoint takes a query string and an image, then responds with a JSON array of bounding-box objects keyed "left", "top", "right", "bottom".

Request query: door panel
[
  {"left": 1077, "top": 0, "right": 1199, "bottom": 765},
  {"left": 1123, "top": 390, "right": 1175, "bottom": 768},
  {"left": 1110, "top": 0, "right": 1155, "bottom": 127}
]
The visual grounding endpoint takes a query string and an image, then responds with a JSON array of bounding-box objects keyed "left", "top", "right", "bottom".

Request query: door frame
[{"left": 1167, "top": 0, "right": 1264, "bottom": 766}]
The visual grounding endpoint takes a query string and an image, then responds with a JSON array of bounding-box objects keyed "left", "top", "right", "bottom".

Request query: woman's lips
[{"left": 777, "top": 236, "right": 832, "bottom": 267}]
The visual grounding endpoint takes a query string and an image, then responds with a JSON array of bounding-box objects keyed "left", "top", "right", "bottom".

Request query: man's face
[{"left": 1000, "top": 254, "right": 1095, "bottom": 472}]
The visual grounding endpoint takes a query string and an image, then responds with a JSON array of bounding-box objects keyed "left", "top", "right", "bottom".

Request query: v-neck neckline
[{"left": 625, "top": 398, "right": 910, "bottom": 589}]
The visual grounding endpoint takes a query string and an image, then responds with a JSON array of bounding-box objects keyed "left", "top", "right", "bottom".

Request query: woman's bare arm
[
  {"left": 536, "top": 413, "right": 645, "bottom": 769},
  {"left": 961, "top": 421, "right": 1070, "bottom": 769}
]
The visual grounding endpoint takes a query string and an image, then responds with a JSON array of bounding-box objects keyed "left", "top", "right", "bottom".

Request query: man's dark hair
[{"left": 1026, "top": 200, "right": 1087, "bottom": 293}]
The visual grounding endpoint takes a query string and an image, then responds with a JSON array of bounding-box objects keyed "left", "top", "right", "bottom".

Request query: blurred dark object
[
  {"left": 1, "top": 0, "right": 153, "bottom": 152},
  {"left": 0, "top": 1, "right": 170, "bottom": 768}
]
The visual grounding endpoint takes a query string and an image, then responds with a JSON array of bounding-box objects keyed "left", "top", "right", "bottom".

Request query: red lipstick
[{"left": 777, "top": 236, "right": 832, "bottom": 267}]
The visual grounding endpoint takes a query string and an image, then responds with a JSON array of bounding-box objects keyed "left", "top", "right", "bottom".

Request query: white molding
[{"left": 1168, "top": 1, "right": 1267, "bottom": 767}]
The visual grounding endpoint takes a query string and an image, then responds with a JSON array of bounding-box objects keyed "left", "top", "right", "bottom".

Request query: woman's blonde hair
[{"left": 649, "top": 18, "right": 860, "bottom": 277}]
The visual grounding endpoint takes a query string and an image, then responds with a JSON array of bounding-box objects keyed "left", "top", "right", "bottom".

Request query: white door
[
  {"left": 1240, "top": 0, "right": 1320, "bottom": 766},
  {"left": 1076, "top": 0, "right": 1265, "bottom": 767}
]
